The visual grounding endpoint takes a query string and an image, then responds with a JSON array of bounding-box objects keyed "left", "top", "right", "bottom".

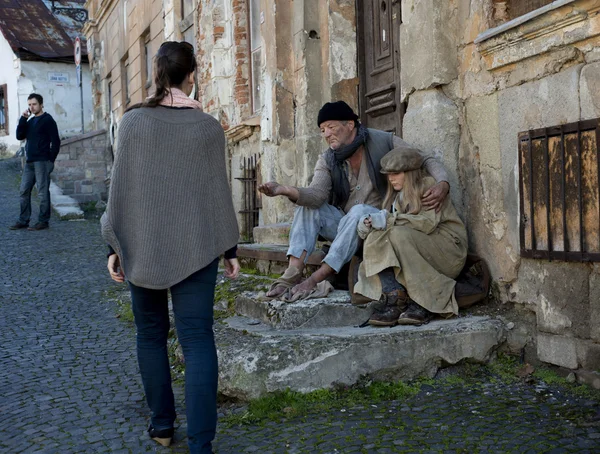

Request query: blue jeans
[
  {"left": 287, "top": 203, "right": 380, "bottom": 272},
  {"left": 129, "top": 258, "right": 219, "bottom": 454},
  {"left": 19, "top": 160, "right": 54, "bottom": 225}
]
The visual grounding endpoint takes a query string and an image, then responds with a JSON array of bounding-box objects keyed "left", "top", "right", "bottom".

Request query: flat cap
[{"left": 380, "top": 147, "right": 424, "bottom": 174}]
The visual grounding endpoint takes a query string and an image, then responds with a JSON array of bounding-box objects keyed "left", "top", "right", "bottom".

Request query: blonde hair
[{"left": 382, "top": 169, "right": 426, "bottom": 214}]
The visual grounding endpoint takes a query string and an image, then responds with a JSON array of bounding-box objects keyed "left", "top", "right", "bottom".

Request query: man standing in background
[{"left": 9, "top": 93, "right": 61, "bottom": 231}]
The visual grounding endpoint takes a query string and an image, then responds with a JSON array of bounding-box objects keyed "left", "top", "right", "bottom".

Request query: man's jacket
[{"left": 16, "top": 113, "right": 61, "bottom": 162}]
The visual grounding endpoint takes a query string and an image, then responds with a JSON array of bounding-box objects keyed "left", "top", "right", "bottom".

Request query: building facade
[
  {"left": 81, "top": 0, "right": 600, "bottom": 371},
  {"left": 83, "top": 0, "right": 199, "bottom": 135},
  {"left": 199, "top": 0, "right": 600, "bottom": 372}
]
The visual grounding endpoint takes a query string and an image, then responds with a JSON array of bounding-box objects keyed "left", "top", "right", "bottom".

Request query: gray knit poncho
[{"left": 101, "top": 107, "right": 239, "bottom": 289}]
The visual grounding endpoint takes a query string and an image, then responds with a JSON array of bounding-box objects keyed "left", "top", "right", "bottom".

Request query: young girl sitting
[{"left": 355, "top": 146, "right": 468, "bottom": 326}]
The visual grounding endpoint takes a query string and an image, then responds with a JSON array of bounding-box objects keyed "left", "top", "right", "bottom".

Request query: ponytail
[{"left": 126, "top": 41, "right": 196, "bottom": 112}]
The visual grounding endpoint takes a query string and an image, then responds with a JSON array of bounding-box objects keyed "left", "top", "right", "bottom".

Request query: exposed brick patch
[
  {"left": 214, "top": 26, "right": 225, "bottom": 41},
  {"left": 233, "top": 0, "right": 251, "bottom": 119}
]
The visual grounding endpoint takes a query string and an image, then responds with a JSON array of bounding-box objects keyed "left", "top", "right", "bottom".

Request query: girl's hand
[
  {"left": 224, "top": 258, "right": 240, "bottom": 279},
  {"left": 363, "top": 217, "right": 372, "bottom": 228},
  {"left": 107, "top": 254, "right": 125, "bottom": 283}
]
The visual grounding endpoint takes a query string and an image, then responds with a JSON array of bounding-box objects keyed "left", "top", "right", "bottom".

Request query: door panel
[{"left": 357, "top": 0, "right": 404, "bottom": 135}]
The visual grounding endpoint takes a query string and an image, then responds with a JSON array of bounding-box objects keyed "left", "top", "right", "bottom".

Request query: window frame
[
  {"left": 121, "top": 55, "right": 130, "bottom": 107},
  {"left": 248, "top": 0, "right": 262, "bottom": 114},
  {"left": 142, "top": 31, "right": 152, "bottom": 94},
  {"left": 0, "top": 84, "right": 8, "bottom": 136}
]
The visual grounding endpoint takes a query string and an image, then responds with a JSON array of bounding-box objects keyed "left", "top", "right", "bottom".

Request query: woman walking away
[
  {"left": 101, "top": 41, "right": 239, "bottom": 454},
  {"left": 355, "top": 146, "right": 467, "bottom": 326}
]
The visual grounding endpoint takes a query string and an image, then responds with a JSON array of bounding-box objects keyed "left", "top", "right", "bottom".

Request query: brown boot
[
  {"left": 368, "top": 289, "right": 409, "bottom": 327},
  {"left": 397, "top": 301, "right": 434, "bottom": 326}
]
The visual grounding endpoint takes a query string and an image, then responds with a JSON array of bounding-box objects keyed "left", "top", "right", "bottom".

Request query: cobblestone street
[{"left": 1, "top": 158, "right": 600, "bottom": 453}]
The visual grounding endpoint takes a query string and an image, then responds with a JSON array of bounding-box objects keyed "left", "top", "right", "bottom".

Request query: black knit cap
[{"left": 317, "top": 101, "right": 359, "bottom": 127}]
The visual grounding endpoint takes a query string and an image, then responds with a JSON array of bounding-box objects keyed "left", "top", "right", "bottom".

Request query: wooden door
[{"left": 357, "top": 0, "right": 404, "bottom": 134}]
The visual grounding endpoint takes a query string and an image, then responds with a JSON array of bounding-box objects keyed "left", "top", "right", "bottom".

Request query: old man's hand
[
  {"left": 258, "top": 181, "right": 284, "bottom": 197},
  {"left": 422, "top": 181, "right": 450, "bottom": 213}
]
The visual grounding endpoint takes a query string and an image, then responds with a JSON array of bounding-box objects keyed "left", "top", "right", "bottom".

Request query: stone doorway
[{"left": 357, "top": 0, "right": 404, "bottom": 134}]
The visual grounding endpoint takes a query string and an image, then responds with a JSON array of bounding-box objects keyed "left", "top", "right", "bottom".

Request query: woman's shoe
[
  {"left": 148, "top": 425, "right": 174, "bottom": 447},
  {"left": 397, "top": 301, "right": 433, "bottom": 326}
]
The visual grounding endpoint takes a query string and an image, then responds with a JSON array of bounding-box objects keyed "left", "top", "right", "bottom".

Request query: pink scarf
[{"left": 157, "top": 88, "right": 203, "bottom": 110}]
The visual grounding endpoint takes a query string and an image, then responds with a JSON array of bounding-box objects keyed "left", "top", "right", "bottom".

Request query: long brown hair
[
  {"left": 127, "top": 41, "right": 196, "bottom": 111},
  {"left": 382, "top": 169, "right": 426, "bottom": 214}
]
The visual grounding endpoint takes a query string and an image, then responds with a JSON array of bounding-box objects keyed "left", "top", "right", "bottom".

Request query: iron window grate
[
  {"left": 519, "top": 118, "right": 600, "bottom": 262},
  {"left": 235, "top": 154, "right": 261, "bottom": 242}
]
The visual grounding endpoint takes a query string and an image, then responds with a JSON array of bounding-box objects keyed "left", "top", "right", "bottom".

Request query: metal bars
[
  {"left": 518, "top": 118, "right": 600, "bottom": 262},
  {"left": 235, "top": 154, "right": 261, "bottom": 242}
]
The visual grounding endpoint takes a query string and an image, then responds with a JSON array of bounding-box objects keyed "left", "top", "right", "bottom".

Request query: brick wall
[{"left": 53, "top": 130, "right": 111, "bottom": 203}]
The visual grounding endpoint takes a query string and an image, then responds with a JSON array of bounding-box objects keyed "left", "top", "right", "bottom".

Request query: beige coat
[{"left": 355, "top": 177, "right": 467, "bottom": 315}]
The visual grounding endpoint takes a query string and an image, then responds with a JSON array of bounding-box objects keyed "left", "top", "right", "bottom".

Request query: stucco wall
[
  {"left": 20, "top": 61, "right": 93, "bottom": 138},
  {"left": 0, "top": 33, "right": 21, "bottom": 152}
]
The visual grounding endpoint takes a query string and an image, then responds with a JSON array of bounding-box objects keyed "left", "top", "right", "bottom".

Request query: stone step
[
  {"left": 237, "top": 243, "right": 325, "bottom": 275},
  {"left": 216, "top": 315, "right": 506, "bottom": 399},
  {"left": 235, "top": 290, "right": 375, "bottom": 329},
  {"left": 252, "top": 223, "right": 291, "bottom": 245},
  {"left": 49, "top": 181, "right": 84, "bottom": 220}
]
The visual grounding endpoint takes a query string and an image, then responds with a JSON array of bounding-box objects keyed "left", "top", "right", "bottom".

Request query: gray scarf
[{"left": 325, "top": 125, "right": 385, "bottom": 208}]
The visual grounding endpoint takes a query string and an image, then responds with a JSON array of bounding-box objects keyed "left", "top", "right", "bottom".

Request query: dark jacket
[{"left": 16, "top": 113, "right": 61, "bottom": 162}]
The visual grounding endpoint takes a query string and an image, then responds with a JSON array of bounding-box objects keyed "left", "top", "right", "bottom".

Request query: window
[
  {"left": 507, "top": 0, "right": 556, "bottom": 20},
  {"left": 180, "top": 0, "right": 196, "bottom": 48},
  {"left": 249, "top": 0, "right": 262, "bottom": 113},
  {"left": 123, "top": 0, "right": 128, "bottom": 32},
  {"left": 519, "top": 119, "right": 600, "bottom": 262},
  {"left": 142, "top": 32, "right": 152, "bottom": 94},
  {"left": 106, "top": 76, "right": 112, "bottom": 115},
  {"left": 0, "top": 84, "right": 7, "bottom": 136},
  {"left": 182, "top": 0, "right": 194, "bottom": 19},
  {"left": 121, "top": 56, "right": 130, "bottom": 105}
]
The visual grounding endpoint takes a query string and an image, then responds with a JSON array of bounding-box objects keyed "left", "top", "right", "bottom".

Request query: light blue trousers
[{"left": 287, "top": 203, "right": 380, "bottom": 272}]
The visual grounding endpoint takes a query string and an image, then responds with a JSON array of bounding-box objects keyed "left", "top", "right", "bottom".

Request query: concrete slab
[
  {"left": 216, "top": 315, "right": 506, "bottom": 399},
  {"left": 235, "top": 290, "right": 374, "bottom": 329},
  {"left": 50, "top": 181, "right": 84, "bottom": 220}
]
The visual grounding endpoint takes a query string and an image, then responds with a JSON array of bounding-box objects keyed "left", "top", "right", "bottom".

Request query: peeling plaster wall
[
  {"left": 399, "top": 0, "right": 600, "bottom": 369},
  {"left": 198, "top": 0, "right": 358, "bottom": 233}
]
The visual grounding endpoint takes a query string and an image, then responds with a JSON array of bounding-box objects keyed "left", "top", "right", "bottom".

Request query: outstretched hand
[
  {"left": 258, "top": 181, "right": 284, "bottom": 197},
  {"left": 422, "top": 181, "right": 450, "bottom": 212}
]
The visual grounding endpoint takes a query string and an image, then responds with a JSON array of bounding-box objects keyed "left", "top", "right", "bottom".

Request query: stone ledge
[
  {"left": 253, "top": 223, "right": 291, "bottom": 245},
  {"left": 235, "top": 290, "right": 374, "bottom": 329},
  {"left": 216, "top": 316, "right": 506, "bottom": 399},
  {"left": 61, "top": 129, "right": 107, "bottom": 146},
  {"left": 476, "top": 0, "right": 600, "bottom": 69}
]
